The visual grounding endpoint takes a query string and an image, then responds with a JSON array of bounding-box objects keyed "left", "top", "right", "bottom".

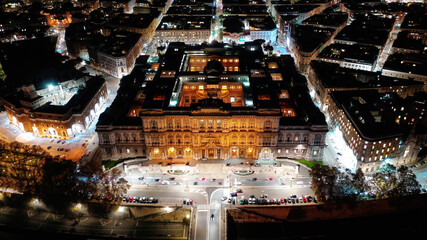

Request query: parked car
[
  {"left": 183, "top": 199, "right": 193, "bottom": 205},
  {"left": 313, "top": 196, "right": 318, "bottom": 203},
  {"left": 249, "top": 195, "right": 256, "bottom": 204},
  {"left": 260, "top": 194, "right": 268, "bottom": 198}
]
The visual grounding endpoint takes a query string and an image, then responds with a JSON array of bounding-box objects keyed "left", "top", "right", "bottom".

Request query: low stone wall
[{"left": 228, "top": 194, "right": 427, "bottom": 223}]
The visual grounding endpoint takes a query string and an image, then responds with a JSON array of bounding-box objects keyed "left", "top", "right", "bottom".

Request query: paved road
[
  {"left": 195, "top": 209, "right": 208, "bottom": 240},
  {"left": 123, "top": 163, "right": 315, "bottom": 240}
]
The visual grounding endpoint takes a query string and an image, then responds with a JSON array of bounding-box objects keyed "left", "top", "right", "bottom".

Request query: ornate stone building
[
  {"left": 96, "top": 42, "right": 328, "bottom": 161},
  {"left": 2, "top": 76, "right": 108, "bottom": 140}
]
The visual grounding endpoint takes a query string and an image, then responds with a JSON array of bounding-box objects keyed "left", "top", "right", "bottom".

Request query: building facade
[
  {"left": 90, "top": 31, "right": 144, "bottom": 78},
  {"left": 96, "top": 42, "right": 328, "bottom": 162},
  {"left": 2, "top": 76, "right": 108, "bottom": 140}
]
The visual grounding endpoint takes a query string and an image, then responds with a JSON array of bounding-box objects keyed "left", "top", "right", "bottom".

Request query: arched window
[
  {"left": 303, "top": 134, "right": 308, "bottom": 142},
  {"left": 167, "top": 120, "right": 173, "bottom": 129},
  {"left": 314, "top": 134, "right": 322, "bottom": 144},
  {"left": 278, "top": 134, "right": 283, "bottom": 143},
  {"left": 151, "top": 120, "right": 158, "bottom": 129},
  {"left": 232, "top": 135, "right": 237, "bottom": 145},
  {"left": 184, "top": 135, "right": 190, "bottom": 144},
  {"left": 249, "top": 135, "right": 255, "bottom": 145},
  {"left": 103, "top": 134, "right": 110, "bottom": 144},
  {"left": 240, "top": 135, "right": 246, "bottom": 145},
  {"left": 295, "top": 134, "right": 300, "bottom": 142},
  {"left": 264, "top": 120, "right": 272, "bottom": 129}
]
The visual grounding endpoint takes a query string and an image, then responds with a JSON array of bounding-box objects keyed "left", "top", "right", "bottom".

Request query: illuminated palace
[
  {"left": 2, "top": 76, "right": 108, "bottom": 140},
  {"left": 96, "top": 42, "right": 328, "bottom": 161}
]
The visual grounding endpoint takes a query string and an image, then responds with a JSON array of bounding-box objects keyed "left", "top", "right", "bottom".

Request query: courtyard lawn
[{"left": 293, "top": 159, "right": 323, "bottom": 168}]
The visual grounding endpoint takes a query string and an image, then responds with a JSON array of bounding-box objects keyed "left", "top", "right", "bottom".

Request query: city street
[{"left": 119, "top": 158, "right": 315, "bottom": 240}]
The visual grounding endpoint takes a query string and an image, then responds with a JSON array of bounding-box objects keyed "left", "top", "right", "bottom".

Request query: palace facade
[{"left": 96, "top": 42, "right": 328, "bottom": 161}]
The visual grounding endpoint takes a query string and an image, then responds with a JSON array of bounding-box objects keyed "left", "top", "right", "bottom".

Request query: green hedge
[{"left": 102, "top": 159, "right": 125, "bottom": 170}]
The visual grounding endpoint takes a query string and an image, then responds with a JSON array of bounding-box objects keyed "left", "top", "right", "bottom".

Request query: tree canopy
[{"left": 309, "top": 163, "right": 421, "bottom": 203}]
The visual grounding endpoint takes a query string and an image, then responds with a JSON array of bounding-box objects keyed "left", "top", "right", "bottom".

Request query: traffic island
[
  {"left": 167, "top": 169, "right": 190, "bottom": 175},
  {"left": 232, "top": 170, "right": 255, "bottom": 176}
]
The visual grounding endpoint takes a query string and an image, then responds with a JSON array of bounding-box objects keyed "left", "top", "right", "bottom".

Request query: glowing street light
[{"left": 164, "top": 206, "right": 173, "bottom": 213}]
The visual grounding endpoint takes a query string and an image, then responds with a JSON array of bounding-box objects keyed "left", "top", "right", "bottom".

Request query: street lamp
[{"left": 164, "top": 206, "right": 173, "bottom": 213}]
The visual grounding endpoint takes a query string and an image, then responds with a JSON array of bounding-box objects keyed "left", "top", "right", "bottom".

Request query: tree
[
  {"left": 395, "top": 165, "right": 421, "bottom": 196},
  {"left": 369, "top": 164, "right": 421, "bottom": 198},
  {"left": 309, "top": 164, "right": 338, "bottom": 203},
  {"left": 0, "top": 141, "right": 48, "bottom": 194},
  {"left": 263, "top": 45, "right": 274, "bottom": 56},
  {"left": 310, "top": 164, "right": 370, "bottom": 203},
  {"left": 333, "top": 168, "right": 368, "bottom": 201},
  {"left": 40, "top": 158, "right": 77, "bottom": 204}
]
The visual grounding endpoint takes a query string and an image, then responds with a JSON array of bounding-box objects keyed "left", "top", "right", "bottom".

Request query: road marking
[
  {"left": 100, "top": 218, "right": 112, "bottom": 226},
  {"left": 27, "top": 210, "right": 37, "bottom": 218}
]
